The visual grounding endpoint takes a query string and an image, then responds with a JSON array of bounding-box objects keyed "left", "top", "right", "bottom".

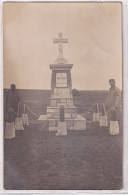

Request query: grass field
[{"left": 4, "top": 90, "right": 123, "bottom": 190}]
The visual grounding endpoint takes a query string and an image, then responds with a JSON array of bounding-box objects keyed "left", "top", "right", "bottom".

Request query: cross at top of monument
[{"left": 53, "top": 33, "right": 68, "bottom": 64}]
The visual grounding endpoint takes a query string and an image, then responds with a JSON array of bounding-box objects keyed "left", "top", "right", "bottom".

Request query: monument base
[
  {"left": 47, "top": 106, "right": 77, "bottom": 119},
  {"left": 56, "top": 121, "right": 67, "bottom": 136},
  {"left": 48, "top": 115, "right": 86, "bottom": 132}
]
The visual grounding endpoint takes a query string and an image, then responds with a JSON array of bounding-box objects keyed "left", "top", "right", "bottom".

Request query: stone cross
[{"left": 53, "top": 33, "right": 68, "bottom": 59}]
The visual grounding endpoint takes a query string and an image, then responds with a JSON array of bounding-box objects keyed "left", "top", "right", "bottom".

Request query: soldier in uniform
[
  {"left": 4, "top": 84, "right": 21, "bottom": 139},
  {"left": 105, "top": 79, "right": 122, "bottom": 122},
  {"left": 5, "top": 84, "right": 20, "bottom": 123}
]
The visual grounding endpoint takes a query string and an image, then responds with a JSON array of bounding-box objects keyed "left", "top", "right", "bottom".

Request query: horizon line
[{"left": 3, "top": 88, "right": 110, "bottom": 91}]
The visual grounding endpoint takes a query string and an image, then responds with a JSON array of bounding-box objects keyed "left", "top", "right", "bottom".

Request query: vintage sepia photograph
[{"left": 3, "top": 1, "right": 123, "bottom": 191}]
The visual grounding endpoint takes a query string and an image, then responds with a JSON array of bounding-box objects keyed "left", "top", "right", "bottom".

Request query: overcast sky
[{"left": 3, "top": 2, "right": 122, "bottom": 90}]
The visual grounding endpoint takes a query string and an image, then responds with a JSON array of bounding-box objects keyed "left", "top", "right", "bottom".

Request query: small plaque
[{"left": 56, "top": 73, "right": 67, "bottom": 87}]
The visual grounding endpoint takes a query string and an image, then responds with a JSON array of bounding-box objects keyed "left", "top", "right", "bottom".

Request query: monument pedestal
[
  {"left": 45, "top": 33, "right": 86, "bottom": 131},
  {"left": 46, "top": 64, "right": 86, "bottom": 132},
  {"left": 48, "top": 116, "right": 86, "bottom": 132}
]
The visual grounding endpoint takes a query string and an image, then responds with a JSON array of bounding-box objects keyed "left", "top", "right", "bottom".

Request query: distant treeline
[{"left": 3, "top": 89, "right": 108, "bottom": 115}]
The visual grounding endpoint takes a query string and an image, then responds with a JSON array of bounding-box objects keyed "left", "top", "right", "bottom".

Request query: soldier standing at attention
[
  {"left": 4, "top": 84, "right": 21, "bottom": 139},
  {"left": 105, "top": 79, "right": 122, "bottom": 134}
]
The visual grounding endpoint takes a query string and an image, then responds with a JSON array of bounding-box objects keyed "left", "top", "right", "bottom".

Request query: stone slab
[
  {"left": 48, "top": 117, "right": 86, "bottom": 131},
  {"left": 71, "top": 113, "right": 77, "bottom": 119},
  {"left": 99, "top": 116, "right": 108, "bottom": 127},
  {"left": 38, "top": 115, "right": 48, "bottom": 120},
  {"left": 49, "top": 119, "right": 57, "bottom": 127},
  {"left": 54, "top": 88, "right": 62, "bottom": 98},
  {"left": 93, "top": 113, "right": 100, "bottom": 122},
  {"left": 65, "top": 107, "right": 77, "bottom": 113},
  {"left": 74, "top": 116, "right": 86, "bottom": 130},
  {"left": 65, "top": 113, "right": 72, "bottom": 119},
  {"left": 65, "top": 119, "right": 74, "bottom": 130},
  {"left": 50, "top": 100, "right": 57, "bottom": 107},
  {"left": 47, "top": 107, "right": 77, "bottom": 115},
  {"left": 53, "top": 113, "right": 60, "bottom": 119},
  {"left": 56, "top": 121, "right": 67, "bottom": 136},
  {"left": 61, "top": 88, "right": 71, "bottom": 98},
  {"left": 76, "top": 114, "right": 86, "bottom": 120},
  {"left": 49, "top": 126, "right": 58, "bottom": 132},
  {"left": 60, "top": 99, "right": 67, "bottom": 103},
  {"left": 110, "top": 121, "right": 119, "bottom": 135},
  {"left": 47, "top": 114, "right": 54, "bottom": 119},
  {"left": 47, "top": 107, "right": 60, "bottom": 113},
  {"left": 56, "top": 99, "right": 61, "bottom": 103},
  {"left": 49, "top": 119, "right": 74, "bottom": 131},
  {"left": 67, "top": 99, "right": 73, "bottom": 107},
  {"left": 57, "top": 102, "right": 67, "bottom": 107},
  {"left": 53, "top": 88, "right": 72, "bottom": 99}
]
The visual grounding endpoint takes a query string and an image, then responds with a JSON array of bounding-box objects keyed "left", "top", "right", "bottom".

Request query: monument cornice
[{"left": 50, "top": 64, "right": 73, "bottom": 70}]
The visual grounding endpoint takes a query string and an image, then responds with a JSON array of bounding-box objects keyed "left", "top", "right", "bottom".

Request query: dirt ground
[{"left": 4, "top": 121, "right": 123, "bottom": 190}]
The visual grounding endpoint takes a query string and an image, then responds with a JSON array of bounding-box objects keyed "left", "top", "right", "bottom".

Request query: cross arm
[
  {"left": 53, "top": 39, "right": 59, "bottom": 43},
  {"left": 62, "top": 39, "right": 68, "bottom": 43}
]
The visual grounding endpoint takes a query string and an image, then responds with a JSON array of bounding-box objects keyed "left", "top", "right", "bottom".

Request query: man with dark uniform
[{"left": 5, "top": 84, "right": 20, "bottom": 123}]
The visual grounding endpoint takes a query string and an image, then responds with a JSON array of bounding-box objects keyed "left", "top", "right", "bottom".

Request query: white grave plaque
[{"left": 56, "top": 73, "right": 67, "bottom": 87}]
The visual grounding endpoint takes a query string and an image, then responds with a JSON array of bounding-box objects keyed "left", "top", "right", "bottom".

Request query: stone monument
[{"left": 47, "top": 33, "right": 86, "bottom": 131}]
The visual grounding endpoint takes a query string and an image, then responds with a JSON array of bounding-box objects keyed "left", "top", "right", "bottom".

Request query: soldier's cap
[
  {"left": 109, "top": 79, "right": 115, "bottom": 83},
  {"left": 10, "top": 84, "right": 16, "bottom": 88}
]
